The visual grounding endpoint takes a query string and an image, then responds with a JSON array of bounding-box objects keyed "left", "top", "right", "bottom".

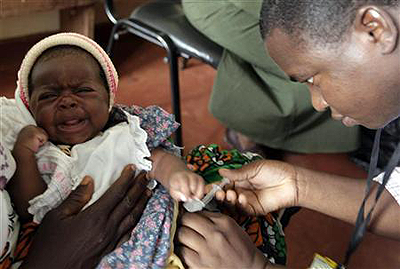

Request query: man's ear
[{"left": 354, "top": 6, "right": 398, "bottom": 54}]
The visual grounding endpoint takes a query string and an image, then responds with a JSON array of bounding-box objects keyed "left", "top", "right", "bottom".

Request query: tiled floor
[{"left": 1, "top": 29, "right": 399, "bottom": 268}]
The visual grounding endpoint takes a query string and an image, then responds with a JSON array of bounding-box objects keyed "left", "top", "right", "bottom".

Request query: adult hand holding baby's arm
[
  {"left": 216, "top": 160, "right": 299, "bottom": 215},
  {"left": 7, "top": 125, "right": 48, "bottom": 222},
  {"left": 20, "top": 165, "right": 152, "bottom": 269}
]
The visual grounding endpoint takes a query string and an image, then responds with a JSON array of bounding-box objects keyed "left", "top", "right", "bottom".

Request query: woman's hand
[
  {"left": 20, "top": 165, "right": 151, "bottom": 269},
  {"left": 217, "top": 160, "right": 299, "bottom": 215},
  {"left": 176, "top": 211, "right": 271, "bottom": 269}
]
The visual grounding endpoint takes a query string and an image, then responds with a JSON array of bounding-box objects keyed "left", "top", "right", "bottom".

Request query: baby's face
[{"left": 28, "top": 53, "right": 109, "bottom": 145}]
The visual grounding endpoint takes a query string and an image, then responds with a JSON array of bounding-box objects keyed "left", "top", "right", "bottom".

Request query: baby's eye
[
  {"left": 75, "top": 88, "right": 94, "bottom": 93},
  {"left": 39, "top": 93, "right": 57, "bottom": 100},
  {"left": 306, "top": 77, "right": 314, "bottom": 84}
]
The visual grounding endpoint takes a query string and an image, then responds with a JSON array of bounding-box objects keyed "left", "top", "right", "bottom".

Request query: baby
[{"left": 3, "top": 32, "right": 203, "bottom": 268}]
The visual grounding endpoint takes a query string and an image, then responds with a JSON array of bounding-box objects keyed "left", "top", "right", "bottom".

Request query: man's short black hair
[{"left": 260, "top": 0, "right": 399, "bottom": 46}]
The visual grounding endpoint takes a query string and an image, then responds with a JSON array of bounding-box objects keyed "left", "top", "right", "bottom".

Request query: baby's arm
[
  {"left": 148, "top": 148, "right": 205, "bottom": 202},
  {"left": 7, "top": 125, "right": 48, "bottom": 222}
]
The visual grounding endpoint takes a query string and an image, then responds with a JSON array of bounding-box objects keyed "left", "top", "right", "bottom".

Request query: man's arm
[
  {"left": 219, "top": 160, "right": 400, "bottom": 239},
  {"left": 296, "top": 167, "right": 400, "bottom": 239}
]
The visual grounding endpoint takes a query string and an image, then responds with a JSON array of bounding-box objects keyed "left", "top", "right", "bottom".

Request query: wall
[
  {"left": 0, "top": 10, "right": 59, "bottom": 40},
  {"left": 0, "top": 0, "right": 147, "bottom": 40}
]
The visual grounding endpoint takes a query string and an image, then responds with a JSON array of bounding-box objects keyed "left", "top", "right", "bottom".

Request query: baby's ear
[{"left": 355, "top": 6, "right": 398, "bottom": 54}]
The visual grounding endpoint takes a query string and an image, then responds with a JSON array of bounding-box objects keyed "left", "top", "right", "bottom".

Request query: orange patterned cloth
[
  {"left": 185, "top": 144, "right": 286, "bottom": 265},
  {"left": 0, "top": 222, "right": 38, "bottom": 268}
]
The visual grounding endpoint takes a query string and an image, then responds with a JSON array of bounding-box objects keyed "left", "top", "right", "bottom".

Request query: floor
[{"left": 1, "top": 29, "right": 399, "bottom": 268}]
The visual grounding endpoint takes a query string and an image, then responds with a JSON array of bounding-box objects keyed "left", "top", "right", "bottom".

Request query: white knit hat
[{"left": 16, "top": 32, "right": 118, "bottom": 111}]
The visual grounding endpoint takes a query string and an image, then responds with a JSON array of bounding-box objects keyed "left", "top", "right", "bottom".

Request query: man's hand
[{"left": 216, "top": 160, "right": 299, "bottom": 215}]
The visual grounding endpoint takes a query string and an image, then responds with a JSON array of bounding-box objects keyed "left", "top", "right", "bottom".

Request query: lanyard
[{"left": 340, "top": 128, "right": 400, "bottom": 267}]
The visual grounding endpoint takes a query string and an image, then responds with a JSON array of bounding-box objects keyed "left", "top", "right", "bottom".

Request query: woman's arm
[{"left": 20, "top": 165, "right": 151, "bottom": 269}]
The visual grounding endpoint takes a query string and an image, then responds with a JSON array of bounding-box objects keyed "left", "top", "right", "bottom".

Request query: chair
[{"left": 104, "top": 0, "right": 223, "bottom": 147}]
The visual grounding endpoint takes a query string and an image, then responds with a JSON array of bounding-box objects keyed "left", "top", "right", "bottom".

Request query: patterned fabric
[
  {"left": 0, "top": 144, "right": 19, "bottom": 269},
  {"left": 185, "top": 144, "right": 287, "bottom": 265},
  {"left": 185, "top": 144, "right": 262, "bottom": 184},
  {"left": 0, "top": 193, "right": 19, "bottom": 269},
  {"left": 0, "top": 222, "right": 38, "bottom": 268},
  {"left": 0, "top": 144, "right": 16, "bottom": 190},
  {"left": 118, "top": 104, "right": 181, "bottom": 155},
  {"left": 98, "top": 186, "right": 175, "bottom": 269}
]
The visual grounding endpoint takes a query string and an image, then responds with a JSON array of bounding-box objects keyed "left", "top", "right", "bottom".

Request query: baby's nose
[{"left": 59, "top": 95, "right": 77, "bottom": 109}]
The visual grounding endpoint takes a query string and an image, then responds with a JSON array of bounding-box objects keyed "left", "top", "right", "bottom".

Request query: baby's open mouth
[{"left": 58, "top": 119, "right": 87, "bottom": 132}]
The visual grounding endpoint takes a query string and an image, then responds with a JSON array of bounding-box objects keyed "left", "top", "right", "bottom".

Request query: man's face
[
  {"left": 266, "top": 29, "right": 400, "bottom": 129},
  {"left": 29, "top": 53, "right": 109, "bottom": 145}
]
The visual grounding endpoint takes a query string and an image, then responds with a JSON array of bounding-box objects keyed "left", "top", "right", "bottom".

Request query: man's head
[
  {"left": 28, "top": 46, "right": 110, "bottom": 145},
  {"left": 261, "top": 0, "right": 400, "bottom": 128}
]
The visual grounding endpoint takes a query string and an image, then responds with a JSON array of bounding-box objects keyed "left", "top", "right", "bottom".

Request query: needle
[{"left": 183, "top": 177, "right": 230, "bottom": 212}]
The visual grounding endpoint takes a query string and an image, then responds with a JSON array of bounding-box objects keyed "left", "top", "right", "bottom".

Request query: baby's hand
[
  {"left": 168, "top": 170, "right": 205, "bottom": 202},
  {"left": 14, "top": 125, "right": 48, "bottom": 154}
]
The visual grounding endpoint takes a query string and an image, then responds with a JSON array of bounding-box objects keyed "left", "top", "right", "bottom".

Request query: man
[
  {"left": 176, "top": 1, "right": 400, "bottom": 268},
  {"left": 182, "top": 0, "right": 362, "bottom": 167}
]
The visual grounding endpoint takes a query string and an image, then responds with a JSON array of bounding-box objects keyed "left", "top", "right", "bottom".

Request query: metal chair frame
[{"left": 104, "top": 0, "right": 183, "bottom": 146}]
